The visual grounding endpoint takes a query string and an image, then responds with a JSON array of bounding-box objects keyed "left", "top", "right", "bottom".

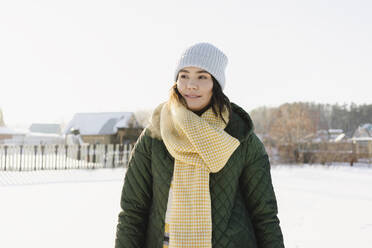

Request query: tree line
[{"left": 250, "top": 102, "right": 372, "bottom": 145}]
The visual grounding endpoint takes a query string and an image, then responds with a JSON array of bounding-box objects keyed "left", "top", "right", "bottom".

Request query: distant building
[
  {"left": 22, "top": 123, "right": 64, "bottom": 145},
  {"left": 352, "top": 123, "right": 372, "bottom": 145},
  {"left": 0, "top": 126, "right": 26, "bottom": 144},
  {"left": 64, "top": 112, "right": 143, "bottom": 145},
  {"left": 304, "top": 129, "right": 346, "bottom": 143},
  {"left": 328, "top": 129, "right": 346, "bottom": 142},
  {"left": 29, "top": 123, "right": 61, "bottom": 134},
  {"left": 353, "top": 123, "right": 372, "bottom": 138},
  {"left": 0, "top": 123, "right": 64, "bottom": 145},
  {"left": 23, "top": 132, "right": 65, "bottom": 145}
]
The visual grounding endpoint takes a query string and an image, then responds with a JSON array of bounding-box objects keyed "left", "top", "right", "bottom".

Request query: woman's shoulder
[{"left": 144, "top": 102, "right": 166, "bottom": 141}]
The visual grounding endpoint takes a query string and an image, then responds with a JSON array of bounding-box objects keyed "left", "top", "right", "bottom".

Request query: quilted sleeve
[
  {"left": 239, "top": 133, "right": 285, "bottom": 248},
  {"left": 115, "top": 129, "right": 153, "bottom": 248}
]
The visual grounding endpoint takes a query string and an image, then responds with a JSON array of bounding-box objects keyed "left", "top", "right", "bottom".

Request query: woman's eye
[
  {"left": 180, "top": 75, "right": 187, "bottom": 79},
  {"left": 199, "top": 75, "right": 207, "bottom": 79}
]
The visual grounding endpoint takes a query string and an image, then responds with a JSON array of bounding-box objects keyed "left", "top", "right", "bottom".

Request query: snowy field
[{"left": 1, "top": 164, "right": 371, "bottom": 248}]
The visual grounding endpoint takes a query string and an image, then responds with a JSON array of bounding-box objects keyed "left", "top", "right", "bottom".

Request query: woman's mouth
[{"left": 185, "top": 94, "right": 201, "bottom": 99}]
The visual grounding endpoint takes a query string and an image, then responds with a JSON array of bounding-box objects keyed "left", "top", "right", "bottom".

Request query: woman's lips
[{"left": 185, "top": 94, "right": 201, "bottom": 98}]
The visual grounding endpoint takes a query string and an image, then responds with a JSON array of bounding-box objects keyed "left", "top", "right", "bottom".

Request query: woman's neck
[{"left": 192, "top": 103, "right": 212, "bottom": 116}]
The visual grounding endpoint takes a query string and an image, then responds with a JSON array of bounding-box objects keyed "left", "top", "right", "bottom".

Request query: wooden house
[{"left": 64, "top": 112, "right": 143, "bottom": 145}]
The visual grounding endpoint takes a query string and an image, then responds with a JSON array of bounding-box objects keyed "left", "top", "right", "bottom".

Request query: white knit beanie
[{"left": 174, "top": 42, "right": 228, "bottom": 90}]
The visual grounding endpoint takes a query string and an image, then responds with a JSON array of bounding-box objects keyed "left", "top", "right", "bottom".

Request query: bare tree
[
  {"left": 250, "top": 106, "right": 276, "bottom": 136},
  {"left": 269, "top": 103, "right": 316, "bottom": 144}
]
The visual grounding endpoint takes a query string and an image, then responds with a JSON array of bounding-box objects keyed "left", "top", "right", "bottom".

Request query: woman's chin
[{"left": 186, "top": 103, "right": 205, "bottom": 112}]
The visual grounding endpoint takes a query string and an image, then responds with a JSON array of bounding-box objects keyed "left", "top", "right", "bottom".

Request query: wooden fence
[
  {"left": 0, "top": 144, "right": 133, "bottom": 171},
  {"left": 276, "top": 141, "right": 372, "bottom": 165}
]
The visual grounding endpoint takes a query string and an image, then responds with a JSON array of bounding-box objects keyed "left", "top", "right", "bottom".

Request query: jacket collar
[{"left": 225, "top": 102, "right": 254, "bottom": 142}]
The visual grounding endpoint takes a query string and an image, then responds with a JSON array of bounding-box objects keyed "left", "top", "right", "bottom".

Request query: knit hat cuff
[{"left": 174, "top": 43, "right": 228, "bottom": 90}]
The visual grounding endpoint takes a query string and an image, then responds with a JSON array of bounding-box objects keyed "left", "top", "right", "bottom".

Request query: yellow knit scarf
[{"left": 160, "top": 100, "right": 240, "bottom": 248}]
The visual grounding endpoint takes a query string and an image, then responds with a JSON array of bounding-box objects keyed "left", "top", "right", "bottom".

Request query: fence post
[
  {"left": 127, "top": 144, "right": 132, "bottom": 168},
  {"left": 119, "top": 144, "right": 124, "bottom": 166},
  {"left": 124, "top": 144, "right": 128, "bottom": 167},
  {"left": 4, "top": 145, "right": 8, "bottom": 171},
  {"left": 77, "top": 145, "right": 81, "bottom": 160},
  {"left": 104, "top": 144, "right": 108, "bottom": 168},
  {"left": 65, "top": 145, "right": 68, "bottom": 170},
  {"left": 112, "top": 144, "right": 116, "bottom": 168},
  {"left": 93, "top": 144, "right": 96, "bottom": 164},
  {"left": 19, "top": 145, "right": 23, "bottom": 171},
  {"left": 368, "top": 140, "right": 372, "bottom": 164},
  {"left": 351, "top": 142, "right": 356, "bottom": 166},
  {"left": 33, "top": 146, "right": 37, "bottom": 170},
  {"left": 84, "top": 145, "right": 88, "bottom": 169},
  {"left": 77, "top": 145, "right": 81, "bottom": 169},
  {"left": 41, "top": 145, "right": 45, "bottom": 170},
  {"left": 54, "top": 145, "right": 58, "bottom": 170},
  {"left": 87, "top": 145, "right": 90, "bottom": 164}
]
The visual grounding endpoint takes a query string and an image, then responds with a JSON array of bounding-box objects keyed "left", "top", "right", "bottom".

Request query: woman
[{"left": 115, "top": 42, "right": 285, "bottom": 248}]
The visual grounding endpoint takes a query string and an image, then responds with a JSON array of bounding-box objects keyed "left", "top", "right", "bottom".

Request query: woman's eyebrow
[
  {"left": 179, "top": 69, "right": 209, "bottom": 74},
  {"left": 196, "top": 70, "right": 209, "bottom": 74}
]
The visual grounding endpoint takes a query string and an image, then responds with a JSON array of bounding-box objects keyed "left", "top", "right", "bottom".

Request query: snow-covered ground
[
  {"left": 272, "top": 164, "right": 372, "bottom": 248},
  {"left": 0, "top": 164, "right": 371, "bottom": 248}
]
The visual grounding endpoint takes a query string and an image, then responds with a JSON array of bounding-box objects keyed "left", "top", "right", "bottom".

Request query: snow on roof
[
  {"left": 352, "top": 137, "right": 372, "bottom": 142},
  {"left": 64, "top": 112, "right": 137, "bottom": 135},
  {"left": 29, "top": 123, "right": 61, "bottom": 134},
  {"left": 114, "top": 114, "right": 139, "bottom": 131},
  {"left": 351, "top": 137, "right": 372, "bottom": 141},
  {"left": 353, "top": 123, "right": 372, "bottom": 138},
  {"left": 328, "top": 129, "right": 343, "bottom": 134},
  {"left": 361, "top": 123, "right": 372, "bottom": 129},
  {"left": 361, "top": 123, "right": 372, "bottom": 135},
  {"left": 27, "top": 132, "right": 63, "bottom": 138},
  {"left": 0, "top": 126, "right": 26, "bottom": 135},
  {"left": 317, "top": 130, "right": 328, "bottom": 134}
]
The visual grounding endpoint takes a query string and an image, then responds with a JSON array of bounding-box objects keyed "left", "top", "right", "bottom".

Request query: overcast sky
[{"left": 1, "top": 0, "right": 371, "bottom": 128}]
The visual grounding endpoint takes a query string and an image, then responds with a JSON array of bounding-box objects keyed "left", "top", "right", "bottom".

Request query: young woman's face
[{"left": 176, "top": 66, "right": 213, "bottom": 112}]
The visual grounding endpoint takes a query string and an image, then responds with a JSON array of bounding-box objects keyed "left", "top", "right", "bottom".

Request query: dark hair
[{"left": 170, "top": 74, "right": 232, "bottom": 124}]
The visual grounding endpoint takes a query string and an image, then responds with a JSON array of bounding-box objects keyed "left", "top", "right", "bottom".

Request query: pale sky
[{"left": 1, "top": 0, "right": 371, "bottom": 128}]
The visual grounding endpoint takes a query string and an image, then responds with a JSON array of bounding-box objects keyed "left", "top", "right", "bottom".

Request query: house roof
[
  {"left": 361, "top": 123, "right": 372, "bottom": 136},
  {"left": 64, "top": 112, "right": 138, "bottom": 135},
  {"left": 29, "top": 123, "right": 61, "bottom": 134},
  {"left": 328, "top": 129, "right": 344, "bottom": 134},
  {"left": 0, "top": 126, "right": 26, "bottom": 135},
  {"left": 353, "top": 123, "right": 372, "bottom": 138}
]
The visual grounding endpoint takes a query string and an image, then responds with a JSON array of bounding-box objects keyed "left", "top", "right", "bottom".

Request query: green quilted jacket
[{"left": 115, "top": 103, "right": 285, "bottom": 248}]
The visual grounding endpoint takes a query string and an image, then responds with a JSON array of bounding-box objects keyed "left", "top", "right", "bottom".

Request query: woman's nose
[{"left": 186, "top": 80, "right": 198, "bottom": 89}]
